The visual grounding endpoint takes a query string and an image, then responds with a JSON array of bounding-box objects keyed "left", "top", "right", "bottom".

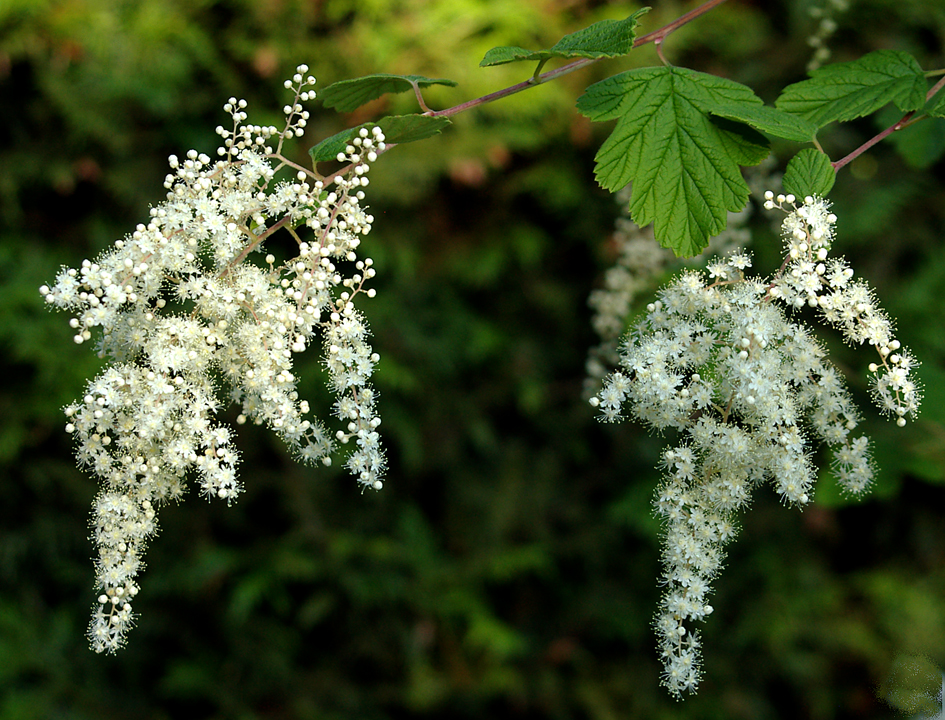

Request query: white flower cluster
[
  {"left": 585, "top": 187, "right": 752, "bottom": 396},
  {"left": 39, "top": 65, "right": 388, "bottom": 653},
  {"left": 591, "top": 194, "right": 919, "bottom": 697},
  {"left": 764, "top": 192, "right": 920, "bottom": 426}
]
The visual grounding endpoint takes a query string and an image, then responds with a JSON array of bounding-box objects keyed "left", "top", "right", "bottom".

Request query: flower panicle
[
  {"left": 764, "top": 192, "right": 921, "bottom": 427},
  {"left": 39, "top": 65, "right": 388, "bottom": 652},
  {"left": 591, "top": 191, "right": 917, "bottom": 696}
]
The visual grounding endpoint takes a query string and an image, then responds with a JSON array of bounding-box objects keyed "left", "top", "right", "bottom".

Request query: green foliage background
[{"left": 1, "top": 1, "right": 944, "bottom": 718}]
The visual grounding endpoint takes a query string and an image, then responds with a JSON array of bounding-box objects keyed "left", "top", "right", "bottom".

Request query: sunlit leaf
[
  {"left": 577, "top": 66, "right": 769, "bottom": 256},
  {"left": 480, "top": 8, "right": 649, "bottom": 67}
]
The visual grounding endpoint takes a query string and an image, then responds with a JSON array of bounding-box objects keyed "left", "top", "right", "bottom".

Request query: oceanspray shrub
[{"left": 39, "top": 1, "right": 940, "bottom": 697}]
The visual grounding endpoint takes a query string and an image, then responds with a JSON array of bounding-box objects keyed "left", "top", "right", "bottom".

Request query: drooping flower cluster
[
  {"left": 585, "top": 185, "right": 755, "bottom": 397},
  {"left": 764, "top": 192, "right": 921, "bottom": 426},
  {"left": 39, "top": 66, "right": 387, "bottom": 653},
  {"left": 591, "top": 194, "right": 919, "bottom": 697}
]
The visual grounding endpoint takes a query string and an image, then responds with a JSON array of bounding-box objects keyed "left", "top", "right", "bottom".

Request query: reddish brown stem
[
  {"left": 321, "top": 1, "right": 729, "bottom": 180},
  {"left": 219, "top": 215, "right": 293, "bottom": 279},
  {"left": 634, "top": 0, "right": 730, "bottom": 48},
  {"left": 834, "top": 73, "right": 945, "bottom": 171},
  {"left": 428, "top": 0, "right": 730, "bottom": 119}
]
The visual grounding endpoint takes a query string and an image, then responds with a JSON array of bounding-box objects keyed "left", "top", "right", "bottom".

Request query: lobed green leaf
[
  {"left": 308, "top": 115, "right": 451, "bottom": 164},
  {"left": 710, "top": 104, "right": 818, "bottom": 142},
  {"left": 319, "top": 74, "right": 457, "bottom": 113},
  {"left": 781, "top": 148, "right": 836, "bottom": 198},
  {"left": 479, "top": 8, "right": 649, "bottom": 67},
  {"left": 775, "top": 50, "right": 927, "bottom": 128},
  {"left": 577, "top": 66, "right": 769, "bottom": 257}
]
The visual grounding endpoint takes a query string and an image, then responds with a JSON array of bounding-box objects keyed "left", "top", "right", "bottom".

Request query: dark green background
[{"left": 1, "top": 1, "right": 944, "bottom": 718}]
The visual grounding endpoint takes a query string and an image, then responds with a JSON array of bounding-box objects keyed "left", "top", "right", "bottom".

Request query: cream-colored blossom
[
  {"left": 41, "top": 66, "right": 387, "bottom": 652},
  {"left": 593, "top": 193, "right": 916, "bottom": 697}
]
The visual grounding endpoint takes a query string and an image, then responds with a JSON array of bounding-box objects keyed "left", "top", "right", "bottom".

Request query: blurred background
[{"left": 1, "top": 0, "right": 944, "bottom": 718}]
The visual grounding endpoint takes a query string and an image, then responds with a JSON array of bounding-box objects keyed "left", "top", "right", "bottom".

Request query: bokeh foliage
[{"left": 1, "top": 0, "right": 944, "bottom": 718}]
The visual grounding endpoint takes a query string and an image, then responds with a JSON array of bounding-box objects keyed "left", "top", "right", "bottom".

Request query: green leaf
[
  {"left": 479, "top": 8, "right": 649, "bottom": 67},
  {"left": 775, "top": 50, "right": 927, "bottom": 128},
  {"left": 926, "top": 89, "right": 945, "bottom": 118},
  {"left": 319, "top": 74, "right": 457, "bottom": 113},
  {"left": 781, "top": 148, "right": 835, "bottom": 198},
  {"left": 308, "top": 115, "right": 451, "bottom": 164},
  {"left": 377, "top": 114, "right": 452, "bottom": 145},
  {"left": 710, "top": 117, "right": 771, "bottom": 165},
  {"left": 710, "top": 103, "right": 818, "bottom": 142},
  {"left": 576, "top": 66, "right": 769, "bottom": 257}
]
